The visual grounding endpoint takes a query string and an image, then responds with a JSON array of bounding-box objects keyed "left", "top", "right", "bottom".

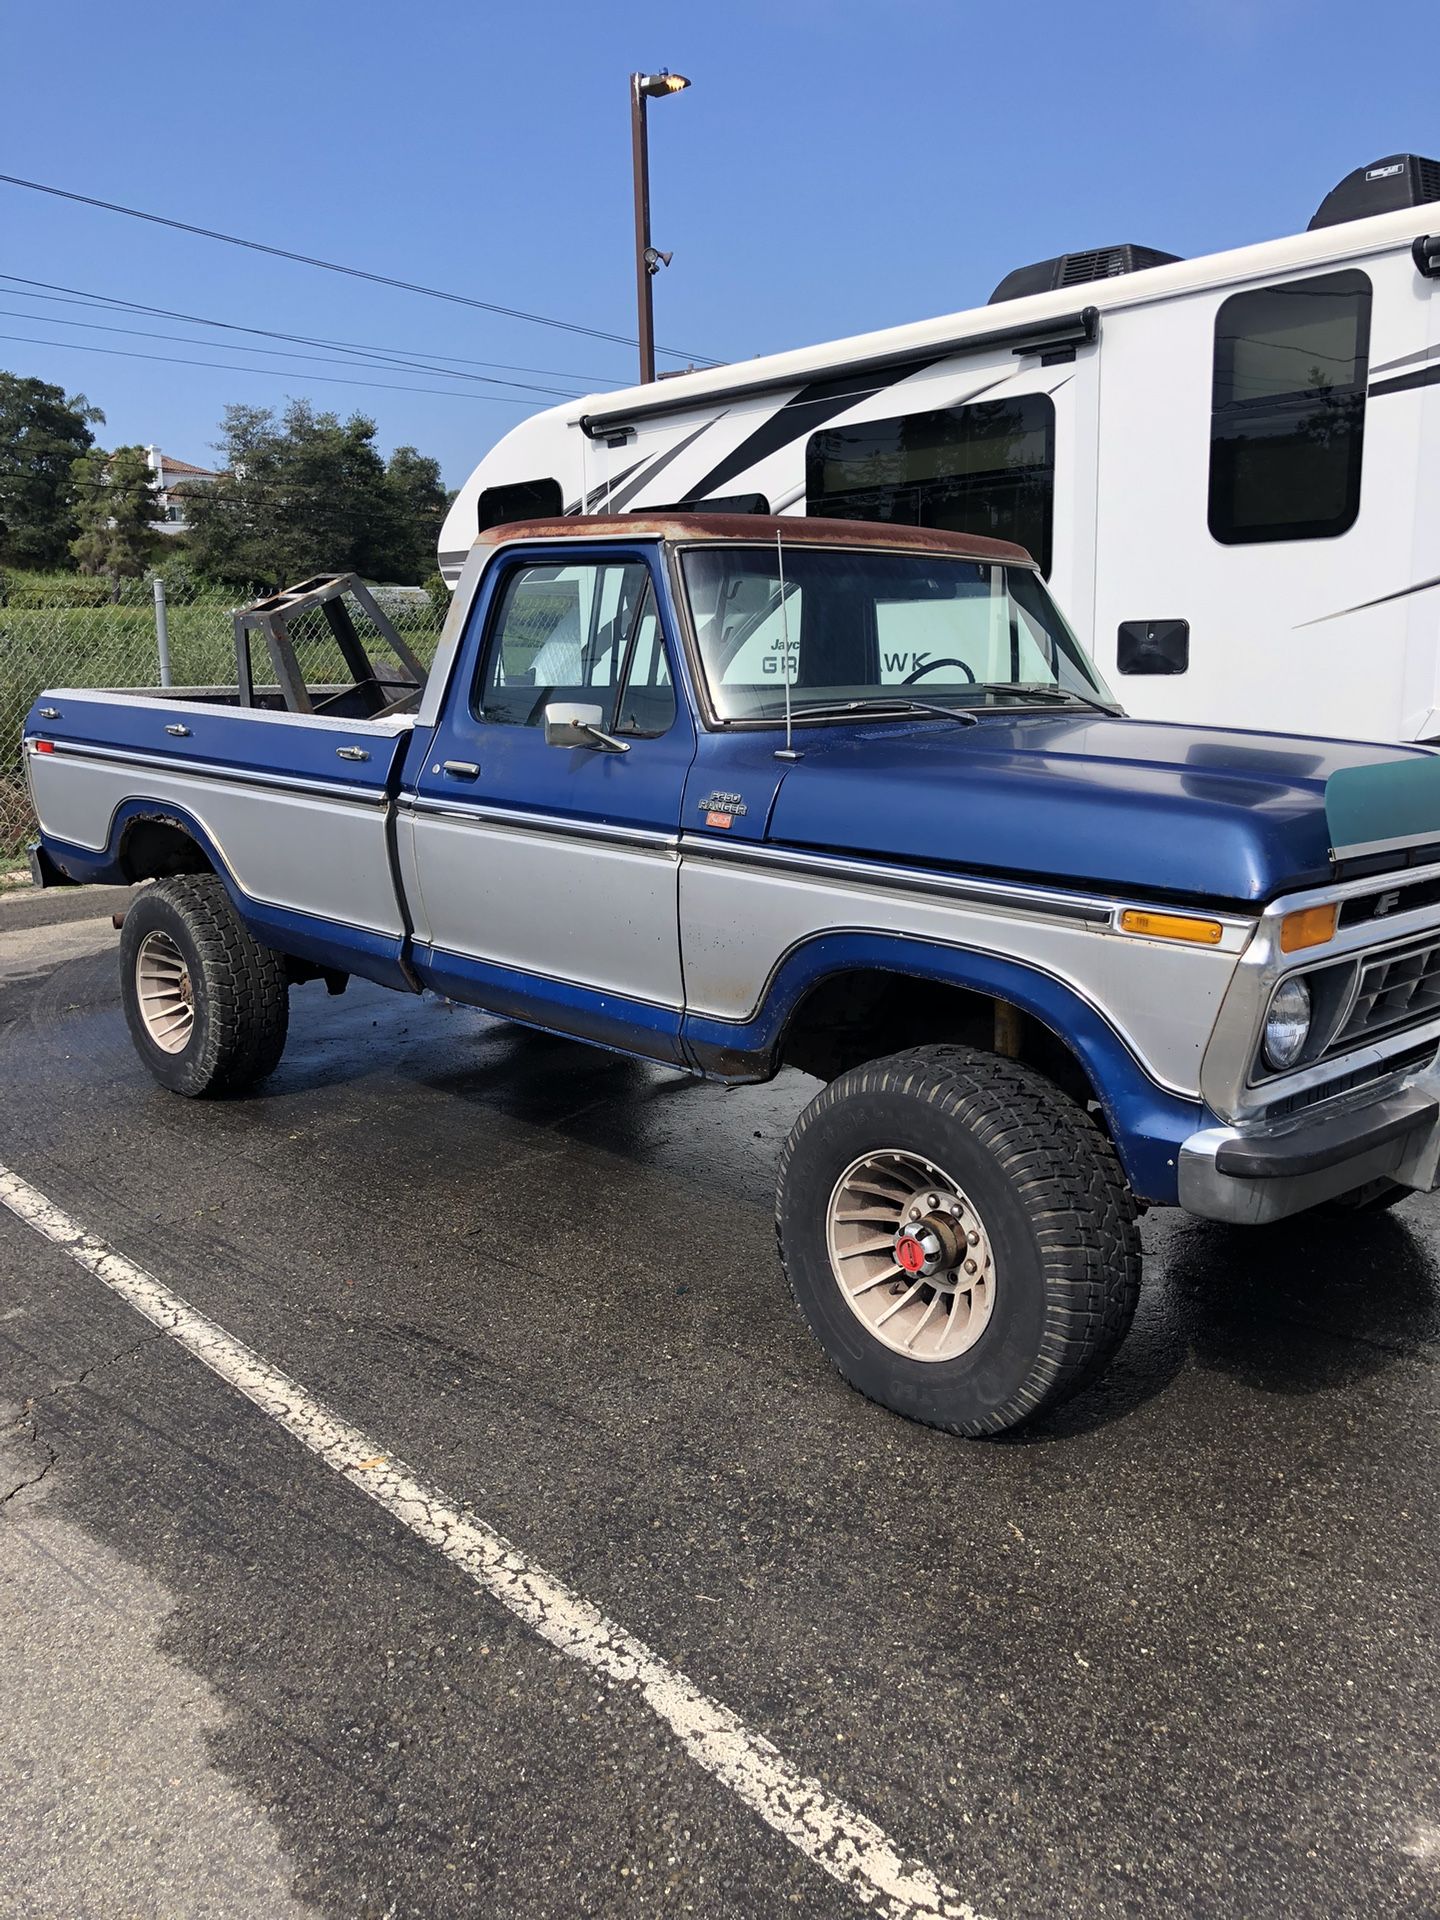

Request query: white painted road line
[{"left": 0, "top": 1163, "right": 990, "bottom": 1920}]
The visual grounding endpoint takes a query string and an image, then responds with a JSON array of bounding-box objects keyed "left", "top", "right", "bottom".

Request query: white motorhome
[{"left": 439, "top": 154, "right": 1440, "bottom": 743}]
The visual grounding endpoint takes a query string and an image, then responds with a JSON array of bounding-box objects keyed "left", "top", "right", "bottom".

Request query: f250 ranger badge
[{"left": 698, "top": 790, "right": 748, "bottom": 828}]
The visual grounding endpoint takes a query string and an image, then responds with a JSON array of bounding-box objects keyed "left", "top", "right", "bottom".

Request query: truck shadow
[
  {"left": 331, "top": 1009, "right": 1440, "bottom": 1440},
  {"left": 1034, "top": 1203, "right": 1440, "bottom": 1440}
]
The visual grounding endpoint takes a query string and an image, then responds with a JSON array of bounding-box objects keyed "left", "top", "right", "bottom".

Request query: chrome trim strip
[
  {"left": 1331, "top": 829, "right": 1440, "bottom": 861},
  {"left": 38, "top": 739, "right": 386, "bottom": 808},
  {"left": 1269, "top": 855, "right": 1440, "bottom": 914},
  {"left": 679, "top": 833, "right": 1117, "bottom": 928},
  {"left": 405, "top": 793, "right": 679, "bottom": 855}
]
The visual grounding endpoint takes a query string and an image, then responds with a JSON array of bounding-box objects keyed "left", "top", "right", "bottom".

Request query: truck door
[{"left": 406, "top": 543, "right": 695, "bottom": 1062}]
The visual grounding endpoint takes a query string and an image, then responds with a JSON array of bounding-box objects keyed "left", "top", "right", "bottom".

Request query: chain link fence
[{"left": 1, "top": 571, "right": 448, "bottom": 862}]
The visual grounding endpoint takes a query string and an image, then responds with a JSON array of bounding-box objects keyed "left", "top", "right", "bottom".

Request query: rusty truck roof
[{"left": 475, "top": 512, "right": 1035, "bottom": 566}]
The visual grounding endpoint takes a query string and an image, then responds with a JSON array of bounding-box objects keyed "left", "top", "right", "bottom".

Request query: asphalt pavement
[{"left": 2, "top": 883, "right": 1438, "bottom": 1919}]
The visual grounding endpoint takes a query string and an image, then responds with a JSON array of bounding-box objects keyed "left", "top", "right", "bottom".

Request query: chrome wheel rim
[
  {"left": 135, "top": 929, "right": 195, "bottom": 1054},
  {"left": 825, "top": 1150, "right": 996, "bottom": 1362}
]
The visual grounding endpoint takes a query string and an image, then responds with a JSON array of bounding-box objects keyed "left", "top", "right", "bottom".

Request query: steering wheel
[{"left": 904, "top": 656, "right": 975, "bottom": 685}]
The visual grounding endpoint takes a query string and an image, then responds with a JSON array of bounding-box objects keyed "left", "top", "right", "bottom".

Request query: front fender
[{"left": 681, "top": 930, "right": 1203, "bottom": 1204}]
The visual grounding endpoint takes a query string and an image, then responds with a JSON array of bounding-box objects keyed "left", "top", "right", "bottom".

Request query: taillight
[{"left": 31, "top": 739, "right": 55, "bottom": 754}]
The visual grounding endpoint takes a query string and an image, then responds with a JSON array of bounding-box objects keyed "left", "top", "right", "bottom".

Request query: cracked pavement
[{"left": 2, "top": 884, "right": 1439, "bottom": 1919}]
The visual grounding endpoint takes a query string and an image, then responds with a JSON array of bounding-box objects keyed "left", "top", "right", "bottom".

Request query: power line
[
  {"left": 0, "top": 331, "right": 555, "bottom": 405},
  {"left": 0, "top": 172, "right": 722, "bottom": 366},
  {"left": 0, "top": 274, "right": 626, "bottom": 391},
  {"left": 0, "top": 306, "right": 585, "bottom": 401}
]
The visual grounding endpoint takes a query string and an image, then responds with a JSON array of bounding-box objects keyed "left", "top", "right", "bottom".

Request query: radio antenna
[{"left": 776, "top": 525, "right": 796, "bottom": 759}]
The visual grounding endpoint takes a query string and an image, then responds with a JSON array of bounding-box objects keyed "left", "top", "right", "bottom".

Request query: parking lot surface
[{"left": 2, "top": 886, "right": 1439, "bottom": 1919}]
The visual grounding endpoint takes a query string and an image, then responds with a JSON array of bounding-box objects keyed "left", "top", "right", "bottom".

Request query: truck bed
[{"left": 25, "top": 687, "right": 419, "bottom": 989}]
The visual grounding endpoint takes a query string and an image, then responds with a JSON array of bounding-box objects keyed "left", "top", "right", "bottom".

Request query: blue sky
[{"left": 2, "top": 1, "right": 1434, "bottom": 491}]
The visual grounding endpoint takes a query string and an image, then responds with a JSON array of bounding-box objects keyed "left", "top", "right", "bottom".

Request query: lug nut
[
  {"left": 964, "top": 1259, "right": 977, "bottom": 1275},
  {"left": 967, "top": 1230, "right": 980, "bottom": 1246},
  {"left": 926, "top": 1193, "right": 939, "bottom": 1209}
]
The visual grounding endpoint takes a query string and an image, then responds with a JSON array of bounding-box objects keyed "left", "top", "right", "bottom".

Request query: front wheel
[
  {"left": 119, "top": 874, "right": 289, "bottom": 1097},
  {"left": 775, "top": 1046, "right": 1142, "bottom": 1436}
]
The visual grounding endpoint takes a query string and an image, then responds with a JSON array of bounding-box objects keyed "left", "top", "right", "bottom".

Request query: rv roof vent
[
  {"left": 1309, "top": 154, "right": 1440, "bottom": 230},
  {"left": 988, "top": 244, "right": 1181, "bottom": 305}
]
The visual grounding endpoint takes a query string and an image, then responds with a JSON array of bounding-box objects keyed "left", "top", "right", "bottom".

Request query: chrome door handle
[
  {"left": 336, "top": 745, "right": 371, "bottom": 762},
  {"left": 442, "top": 760, "right": 480, "bottom": 780},
  {"left": 165, "top": 723, "right": 191, "bottom": 737}
]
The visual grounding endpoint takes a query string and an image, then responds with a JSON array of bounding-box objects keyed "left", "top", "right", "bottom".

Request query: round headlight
[{"left": 1264, "top": 976, "right": 1312, "bottom": 1071}]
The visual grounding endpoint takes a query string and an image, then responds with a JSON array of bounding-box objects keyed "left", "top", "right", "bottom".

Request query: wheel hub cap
[
  {"left": 135, "top": 929, "right": 195, "bottom": 1054},
  {"left": 894, "top": 1217, "right": 954, "bottom": 1277},
  {"left": 826, "top": 1151, "right": 997, "bottom": 1363}
]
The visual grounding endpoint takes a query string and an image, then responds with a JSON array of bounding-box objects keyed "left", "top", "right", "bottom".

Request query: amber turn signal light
[
  {"left": 1118, "top": 909, "right": 1224, "bottom": 946},
  {"left": 1279, "top": 903, "right": 1338, "bottom": 953}
]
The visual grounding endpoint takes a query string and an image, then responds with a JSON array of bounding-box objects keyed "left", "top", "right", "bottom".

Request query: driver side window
[{"left": 476, "top": 559, "right": 675, "bottom": 736}]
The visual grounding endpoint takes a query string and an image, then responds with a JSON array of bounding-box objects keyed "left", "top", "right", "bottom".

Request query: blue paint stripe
[{"left": 414, "top": 945, "right": 686, "bottom": 1067}]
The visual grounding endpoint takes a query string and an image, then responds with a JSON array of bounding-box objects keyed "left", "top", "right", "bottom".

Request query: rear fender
[{"left": 39, "top": 800, "right": 413, "bottom": 994}]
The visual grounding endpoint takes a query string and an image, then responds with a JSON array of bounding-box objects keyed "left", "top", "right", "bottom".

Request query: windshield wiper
[
  {"left": 974, "top": 682, "right": 1122, "bottom": 716},
  {"left": 788, "top": 698, "right": 978, "bottom": 729}
]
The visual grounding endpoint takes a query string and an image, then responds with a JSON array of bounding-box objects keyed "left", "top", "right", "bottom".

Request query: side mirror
[{"left": 542, "top": 702, "right": 631, "bottom": 753}]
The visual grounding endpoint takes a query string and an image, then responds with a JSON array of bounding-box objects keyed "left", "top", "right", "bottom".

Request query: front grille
[{"left": 1333, "top": 935, "right": 1440, "bottom": 1050}]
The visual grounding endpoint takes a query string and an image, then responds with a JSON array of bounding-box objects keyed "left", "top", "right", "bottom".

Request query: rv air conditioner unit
[
  {"left": 1309, "top": 153, "right": 1440, "bottom": 230},
  {"left": 988, "top": 244, "right": 1182, "bottom": 305}
]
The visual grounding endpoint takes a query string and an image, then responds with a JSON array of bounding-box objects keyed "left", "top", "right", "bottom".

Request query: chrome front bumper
[{"left": 1179, "top": 1068, "right": 1440, "bottom": 1225}]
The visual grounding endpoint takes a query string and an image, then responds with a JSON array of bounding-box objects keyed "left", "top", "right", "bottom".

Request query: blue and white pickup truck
[{"left": 24, "top": 514, "right": 1440, "bottom": 1435}]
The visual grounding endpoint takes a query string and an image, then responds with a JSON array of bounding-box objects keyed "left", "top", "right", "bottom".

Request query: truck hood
[{"left": 764, "top": 712, "right": 1438, "bottom": 904}]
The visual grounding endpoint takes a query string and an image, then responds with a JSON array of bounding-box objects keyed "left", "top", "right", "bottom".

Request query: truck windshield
[{"left": 680, "top": 545, "right": 1117, "bottom": 723}]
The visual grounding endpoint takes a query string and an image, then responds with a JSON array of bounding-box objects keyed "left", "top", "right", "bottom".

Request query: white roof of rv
[{"left": 565, "top": 202, "right": 1432, "bottom": 423}]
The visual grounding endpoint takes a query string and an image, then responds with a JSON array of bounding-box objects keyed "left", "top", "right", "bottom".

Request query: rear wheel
[
  {"left": 776, "top": 1045, "right": 1142, "bottom": 1435},
  {"left": 119, "top": 875, "right": 289, "bottom": 1097}
]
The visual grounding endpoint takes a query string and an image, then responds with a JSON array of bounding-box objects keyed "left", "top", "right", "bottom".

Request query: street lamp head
[{"left": 636, "top": 69, "right": 691, "bottom": 98}]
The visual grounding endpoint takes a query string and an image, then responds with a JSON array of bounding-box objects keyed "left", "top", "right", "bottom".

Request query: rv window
[
  {"left": 476, "top": 476, "right": 563, "bottom": 534},
  {"left": 1208, "top": 270, "right": 1371, "bottom": 545},
  {"left": 805, "top": 394, "right": 1055, "bottom": 575}
]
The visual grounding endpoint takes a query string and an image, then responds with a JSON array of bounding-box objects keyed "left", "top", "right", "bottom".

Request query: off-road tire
[
  {"left": 119, "top": 875, "right": 289, "bottom": 1097},
  {"left": 776, "top": 1045, "right": 1142, "bottom": 1436}
]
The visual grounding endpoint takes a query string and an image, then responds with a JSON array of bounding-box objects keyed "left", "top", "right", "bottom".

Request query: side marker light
[{"left": 1118, "top": 908, "right": 1224, "bottom": 946}]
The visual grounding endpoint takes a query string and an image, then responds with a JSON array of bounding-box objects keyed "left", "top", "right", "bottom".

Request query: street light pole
[
  {"left": 629, "top": 73, "right": 655, "bottom": 386},
  {"left": 629, "top": 69, "right": 690, "bottom": 385}
]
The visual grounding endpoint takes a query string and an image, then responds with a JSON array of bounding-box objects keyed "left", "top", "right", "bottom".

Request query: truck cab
[{"left": 25, "top": 516, "right": 1440, "bottom": 1437}]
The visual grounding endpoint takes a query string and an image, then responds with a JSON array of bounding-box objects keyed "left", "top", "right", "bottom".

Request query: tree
[
  {"left": 0, "top": 372, "right": 104, "bottom": 568},
  {"left": 70, "top": 445, "right": 161, "bottom": 598},
  {"left": 379, "top": 446, "right": 449, "bottom": 583},
  {"left": 187, "top": 401, "right": 447, "bottom": 589}
]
